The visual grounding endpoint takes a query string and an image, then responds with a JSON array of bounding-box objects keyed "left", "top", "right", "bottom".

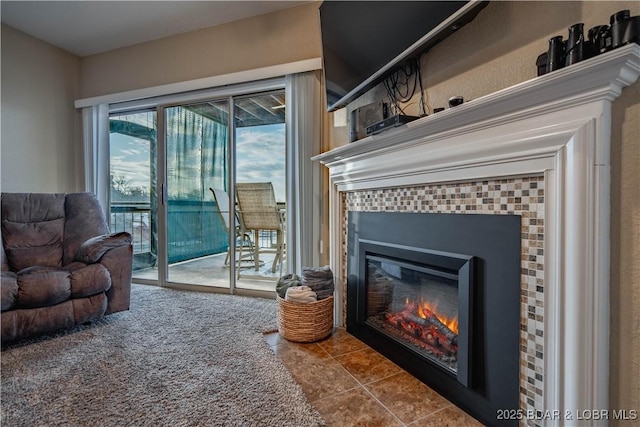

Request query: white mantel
[{"left": 313, "top": 44, "right": 640, "bottom": 426}]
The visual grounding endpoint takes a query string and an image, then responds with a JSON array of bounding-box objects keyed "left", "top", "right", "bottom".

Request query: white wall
[
  {"left": 1, "top": 24, "right": 82, "bottom": 193},
  {"left": 78, "top": 2, "right": 322, "bottom": 99}
]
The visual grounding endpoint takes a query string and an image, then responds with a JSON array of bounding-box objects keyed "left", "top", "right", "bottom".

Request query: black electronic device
[
  {"left": 565, "top": 23, "right": 588, "bottom": 66},
  {"left": 448, "top": 96, "right": 465, "bottom": 107},
  {"left": 350, "top": 102, "right": 388, "bottom": 142},
  {"left": 610, "top": 9, "right": 640, "bottom": 49},
  {"left": 320, "top": 1, "right": 489, "bottom": 112},
  {"left": 589, "top": 25, "right": 611, "bottom": 54},
  {"left": 365, "top": 115, "right": 419, "bottom": 136}
]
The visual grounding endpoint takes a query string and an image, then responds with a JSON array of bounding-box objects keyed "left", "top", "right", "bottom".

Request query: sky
[
  {"left": 236, "top": 124, "right": 286, "bottom": 202},
  {"left": 109, "top": 122, "right": 286, "bottom": 202},
  {"left": 109, "top": 133, "right": 150, "bottom": 192}
]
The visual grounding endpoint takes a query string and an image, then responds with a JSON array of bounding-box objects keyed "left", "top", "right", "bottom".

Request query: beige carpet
[{"left": 1, "top": 285, "right": 324, "bottom": 427}]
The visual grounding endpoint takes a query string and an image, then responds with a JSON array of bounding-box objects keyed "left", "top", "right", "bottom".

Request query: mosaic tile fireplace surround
[
  {"left": 314, "top": 45, "right": 640, "bottom": 426},
  {"left": 343, "top": 178, "right": 542, "bottom": 425}
]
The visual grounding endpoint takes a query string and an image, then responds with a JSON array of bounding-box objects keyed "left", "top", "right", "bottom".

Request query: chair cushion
[
  {"left": 12, "top": 263, "right": 111, "bottom": 309},
  {"left": 15, "top": 266, "right": 71, "bottom": 308},
  {"left": 1, "top": 293, "right": 107, "bottom": 342},
  {"left": 1, "top": 193, "right": 66, "bottom": 271},
  {"left": 63, "top": 193, "right": 110, "bottom": 265},
  {"left": 67, "top": 263, "right": 112, "bottom": 298},
  {"left": 1, "top": 271, "right": 18, "bottom": 311},
  {"left": 2, "top": 220, "right": 65, "bottom": 271},
  {"left": 1, "top": 233, "right": 9, "bottom": 272}
]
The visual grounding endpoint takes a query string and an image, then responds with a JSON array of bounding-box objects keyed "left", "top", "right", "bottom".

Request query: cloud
[
  {"left": 110, "top": 133, "right": 152, "bottom": 189},
  {"left": 120, "top": 148, "right": 144, "bottom": 156},
  {"left": 109, "top": 123, "right": 287, "bottom": 201},
  {"left": 236, "top": 124, "right": 286, "bottom": 201}
]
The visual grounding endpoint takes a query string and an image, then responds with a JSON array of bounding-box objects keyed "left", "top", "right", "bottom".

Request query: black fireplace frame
[
  {"left": 346, "top": 211, "right": 521, "bottom": 426},
  {"left": 353, "top": 240, "right": 474, "bottom": 386}
]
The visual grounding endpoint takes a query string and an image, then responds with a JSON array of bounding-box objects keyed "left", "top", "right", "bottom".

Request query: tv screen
[{"left": 320, "top": 1, "right": 488, "bottom": 111}]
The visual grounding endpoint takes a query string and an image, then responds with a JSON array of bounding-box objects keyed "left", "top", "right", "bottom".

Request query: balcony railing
[
  {"left": 166, "top": 200, "right": 228, "bottom": 263},
  {"left": 110, "top": 202, "right": 151, "bottom": 254},
  {"left": 110, "top": 200, "right": 228, "bottom": 266},
  {"left": 110, "top": 200, "right": 281, "bottom": 269}
]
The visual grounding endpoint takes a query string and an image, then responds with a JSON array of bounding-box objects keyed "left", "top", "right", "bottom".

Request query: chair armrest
[
  {"left": 75, "top": 232, "right": 132, "bottom": 264},
  {"left": 100, "top": 244, "right": 132, "bottom": 314}
]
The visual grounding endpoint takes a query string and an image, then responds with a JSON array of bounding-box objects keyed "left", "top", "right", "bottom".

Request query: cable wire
[{"left": 383, "top": 57, "right": 428, "bottom": 117}]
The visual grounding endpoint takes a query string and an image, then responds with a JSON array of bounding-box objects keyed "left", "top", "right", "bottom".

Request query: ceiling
[
  {"left": 188, "top": 92, "right": 286, "bottom": 127},
  {"left": 1, "top": 1, "right": 309, "bottom": 57}
]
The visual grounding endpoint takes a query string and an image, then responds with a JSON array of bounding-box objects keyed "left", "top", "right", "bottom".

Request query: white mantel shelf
[
  {"left": 313, "top": 43, "right": 640, "bottom": 190},
  {"left": 314, "top": 43, "right": 640, "bottom": 427}
]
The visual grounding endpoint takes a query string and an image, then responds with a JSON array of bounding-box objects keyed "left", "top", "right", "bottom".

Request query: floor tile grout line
[
  {"left": 407, "top": 403, "right": 455, "bottom": 425},
  {"left": 270, "top": 335, "right": 370, "bottom": 410},
  {"left": 324, "top": 334, "right": 462, "bottom": 426},
  {"left": 309, "top": 383, "right": 407, "bottom": 426},
  {"left": 328, "top": 342, "right": 406, "bottom": 387},
  {"left": 357, "top": 381, "right": 409, "bottom": 426},
  {"left": 325, "top": 343, "right": 411, "bottom": 426},
  {"left": 311, "top": 338, "right": 407, "bottom": 424},
  {"left": 314, "top": 340, "right": 335, "bottom": 358},
  {"left": 307, "top": 383, "right": 366, "bottom": 406},
  {"left": 271, "top": 330, "right": 479, "bottom": 426}
]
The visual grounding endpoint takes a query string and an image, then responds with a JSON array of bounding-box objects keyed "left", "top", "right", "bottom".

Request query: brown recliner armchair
[{"left": 1, "top": 192, "right": 133, "bottom": 343}]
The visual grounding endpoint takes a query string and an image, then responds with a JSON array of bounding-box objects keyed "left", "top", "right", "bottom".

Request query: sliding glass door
[
  {"left": 109, "top": 110, "right": 158, "bottom": 282},
  {"left": 164, "top": 100, "right": 231, "bottom": 286},
  {"left": 234, "top": 92, "right": 287, "bottom": 290},
  {"left": 109, "top": 89, "right": 286, "bottom": 291}
]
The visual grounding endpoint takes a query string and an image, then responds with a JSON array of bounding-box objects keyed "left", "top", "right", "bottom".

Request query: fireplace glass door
[
  {"left": 349, "top": 239, "right": 473, "bottom": 387},
  {"left": 366, "top": 256, "right": 460, "bottom": 374}
]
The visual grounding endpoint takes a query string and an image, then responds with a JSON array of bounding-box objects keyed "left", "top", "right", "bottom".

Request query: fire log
[
  {"left": 385, "top": 308, "right": 458, "bottom": 354},
  {"left": 401, "top": 311, "right": 457, "bottom": 342}
]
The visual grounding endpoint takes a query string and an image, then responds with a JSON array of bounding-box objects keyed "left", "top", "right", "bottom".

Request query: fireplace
[
  {"left": 347, "top": 211, "right": 521, "bottom": 424},
  {"left": 359, "top": 241, "right": 473, "bottom": 385},
  {"left": 315, "top": 45, "right": 639, "bottom": 427}
]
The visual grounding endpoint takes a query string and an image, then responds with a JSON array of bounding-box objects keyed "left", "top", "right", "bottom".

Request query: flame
[
  {"left": 413, "top": 298, "right": 459, "bottom": 335},
  {"left": 442, "top": 316, "right": 459, "bottom": 335}
]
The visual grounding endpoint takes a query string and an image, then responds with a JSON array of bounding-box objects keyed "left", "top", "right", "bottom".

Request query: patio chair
[
  {"left": 209, "top": 188, "right": 255, "bottom": 269},
  {"left": 235, "top": 182, "right": 285, "bottom": 278}
]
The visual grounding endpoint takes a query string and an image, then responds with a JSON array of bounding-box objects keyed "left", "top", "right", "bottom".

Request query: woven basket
[{"left": 277, "top": 295, "right": 334, "bottom": 343}]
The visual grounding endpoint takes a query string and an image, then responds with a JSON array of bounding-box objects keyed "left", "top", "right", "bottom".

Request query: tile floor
[{"left": 264, "top": 328, "right": 483, "bottom": 426}]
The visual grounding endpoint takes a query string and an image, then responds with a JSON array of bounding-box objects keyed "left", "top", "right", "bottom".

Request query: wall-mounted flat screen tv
[{"left": 320, "top": 1, "right": 488, "bottom": 112}]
